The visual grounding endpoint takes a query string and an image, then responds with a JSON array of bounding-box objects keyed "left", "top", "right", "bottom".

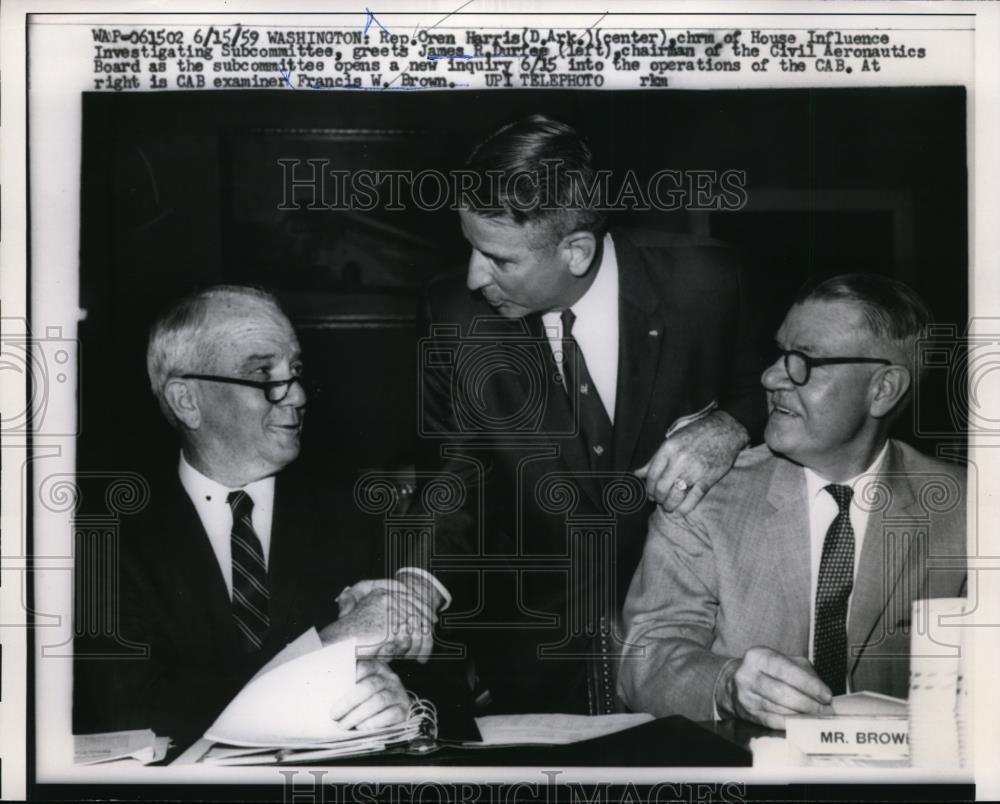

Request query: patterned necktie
[
  {"left": 561, "top": 308, "right": 613, "bottom": 470},
  {"left": 812, "top": 484, "right": 855, "bottom": 695},
  {"left": 227, "top": 490, "right": 270, "bottom": 652}
]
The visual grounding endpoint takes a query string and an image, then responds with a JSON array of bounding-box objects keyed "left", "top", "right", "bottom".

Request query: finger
[
  {"left": 399, "top": 583, "right": 443, "bottom": 621},
  {"left": 642, "top": 445, "right": 675, "bottom": 497},
  {"left": 374, "top": 641, "right": 398, "bottom": 660},
  {"left": 756, "top": 672, "right": 830, "bottom": 714},
  {"left": 400, "top": 615, "right": 419, "bottom": 658},
  {"left": 353, "top": 702, "right": 408, "bottom": 731},
  {"left": 353, "top": 579, "right": 409, "bottom": 599},
  {"left": 659, "top": 477, "right": 688, "bottom": 511},
  {"left": 336, "top": 590, "right": 357, "bottom": 616},
  {"left": 334, "top": 684, "right": 393, "bottom": 729},
  {"left": 756, "top": 710, "right": 788, "bottom": 731},
  {"left": 328, "top": 676, "right": 377, "bottom": 720},
  {"left": 354, "top": 660, "right": 385, "bottom": 682},
  {"left": 753, "top": 695, "right": 800, "bottom": 716},
  {"left": 765, "top": 658, "right": 833, "bottom": 705},
  {"left": 407, "top": 621, "right": 434, "bottom": 661},
  {"left": 389, "top": 631, "right": 413, "bottom": 658},
  {"left": 383, "top": 591, "right": 435, "bottom": 622},
  {"left": 337, "top": 681, "right": 407, "bottom": 730},
  {"left": 674, "top": 483, "right": 707, "bottom": 516}
]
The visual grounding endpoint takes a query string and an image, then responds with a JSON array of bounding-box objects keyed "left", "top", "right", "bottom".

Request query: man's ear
[
  {"left": 163, "top": 378, "right": 202, "bottom": 430},
  {"left": 560, "top": 230, "right": 598, "bottom": 278},
  {"left": 869, "top": 365, "right": 912, "bottom": 418}
]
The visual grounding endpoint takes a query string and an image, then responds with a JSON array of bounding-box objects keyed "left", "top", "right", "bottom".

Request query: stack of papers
[
  {"left": 74, "top": 729, "right": 170, "bottom": 765},
  {"left": 909, "top": 597, "right": 967, "bottom": 767},
  {"left": 196, "top": 632, "right": 433, "bottom": 765},
  {"left": 205, "top": 635, "right": 359, "bottom": 747}
]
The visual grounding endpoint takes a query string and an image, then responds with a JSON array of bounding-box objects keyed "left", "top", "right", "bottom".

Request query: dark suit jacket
[
  {"left": 73, "top": 464, "right": 384, "bottom": 746},
  {"left": 619, "top": 441, "right": 968, "bottom": 720},
  {"left": 416, "top": 229, "right": 766, "bottom": 714}
]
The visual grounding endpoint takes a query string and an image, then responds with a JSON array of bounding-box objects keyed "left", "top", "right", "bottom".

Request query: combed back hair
[
  {"left": 796, "top": 273, "right": 933, "bottom": 383},
  {"left": 146, "top": 285, "right": 284, "bottom": 427},
  {"left": 464, "top": 114, "right": 608, "bottom": 245}
]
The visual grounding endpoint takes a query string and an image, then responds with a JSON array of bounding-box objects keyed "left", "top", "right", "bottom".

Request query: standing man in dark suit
[
  {"left": 75, "top": 285, "right": 447, "bottom": 747},
  {"left": 416, "top": 116, "right": 766, "bottom": 714},
  {"left": 619, "top": 275, "right": 966, "bottom": 727}
]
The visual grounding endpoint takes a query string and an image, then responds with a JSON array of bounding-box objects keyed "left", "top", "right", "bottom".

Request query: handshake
[
  {"left": 312, "top": 569, "right": 448, "bottom": 731},
  {"left": 318, "top": 568, "right": 448, "bottom": 664}
]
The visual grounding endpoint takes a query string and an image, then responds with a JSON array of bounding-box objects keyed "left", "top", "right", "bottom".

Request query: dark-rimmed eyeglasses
[
  {"left": 774, "top": 349, "right": 892, "bottom": 386},
  {"left": 180, "top": 374, "right": 310, "bottom": 404}
]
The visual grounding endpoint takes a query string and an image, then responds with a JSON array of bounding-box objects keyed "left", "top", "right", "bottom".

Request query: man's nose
[
  {"left": 283, "top": 377, "right": 307, "bottom": 408},
  {"left": 466, "top": 251, "right": 491, "bottom": 291},
  {"left": 761, "top": 355, "right": 792, "bottom": 391}
]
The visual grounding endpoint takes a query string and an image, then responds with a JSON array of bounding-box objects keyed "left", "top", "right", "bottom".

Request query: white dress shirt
[
  {"left": 802, "top": 442, "right": 890, "bottom": 674},
  {"left": 541, "top": 232, "right": 620, "bottom": 423},
  {"left": 178, "top": 452, "right": 274, "bottom": 599},
  {"left": 177, "top": 452, "right": 452, "bottom": 611}
]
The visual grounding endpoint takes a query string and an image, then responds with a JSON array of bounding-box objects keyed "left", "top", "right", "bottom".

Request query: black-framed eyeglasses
[
  {"left": 775, "top": 349, "right": 892, "bottom": 386},
  {"left": 180, "top": 373, "right": 311, "bottom": 404}
]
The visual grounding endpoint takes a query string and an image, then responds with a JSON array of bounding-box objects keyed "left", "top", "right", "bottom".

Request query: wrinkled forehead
[
  {"left": 198, "top": 297, "right": 299, "bottom": 363},
  {"left": 778, "top": 299, "right": 870, "bottom": 352},
  {"left": 460, "top": 209, "right": 556, "bottom": 252}
]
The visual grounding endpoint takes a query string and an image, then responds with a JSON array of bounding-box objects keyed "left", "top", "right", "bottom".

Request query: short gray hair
[
  {"left": 146, "top": 285, "right": 284, "bottom": 427},
  {"left": 796, "top": 273, "right": 933, "bottom": 385}
]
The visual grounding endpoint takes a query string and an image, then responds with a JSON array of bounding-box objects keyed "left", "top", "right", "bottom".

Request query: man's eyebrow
[
  {"left": 238, "top": 353, "right": 278, "bottom": 371},
  {"left": 480, "top": 246, "right": 518, "bottom": 263},
  {"left": 775, "top": 338, "right": 817, "bottom": 354}
]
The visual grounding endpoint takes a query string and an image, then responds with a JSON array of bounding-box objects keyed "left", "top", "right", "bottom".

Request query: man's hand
[
  {"left": 319, "top": 579, "right": 434, "bottom": 659},
  {"left": 717, "top": 647, "right": 834, "bottom": 730},
  {"left": 635, "top": 410, "right": 749, "bottom": 515},
  {"left": 328, "top": 660, "right": 409, "bottom": 730}
]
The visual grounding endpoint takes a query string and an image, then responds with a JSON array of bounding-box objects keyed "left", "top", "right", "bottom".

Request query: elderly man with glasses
[
  {"left": 618, "top": 274, "right": 967, "bottom": 728},
  {"left": 75, "top": 285, "right": 449, "bottom": 748}
]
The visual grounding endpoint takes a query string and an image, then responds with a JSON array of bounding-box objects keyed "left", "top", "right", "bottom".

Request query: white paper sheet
[
  {"left": 472, "top": 712, "right": 654, "bottom": 746},
  {"left": 831, "top": 691, "right": 908, "bottom": 717},
  {"left": 204, "top": 637, "right": 357, "bottom": 747}
]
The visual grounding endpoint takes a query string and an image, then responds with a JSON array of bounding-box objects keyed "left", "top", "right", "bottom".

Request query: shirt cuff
[
  {"left": 396, "top": 567, "right": 452, "bottom": 612},
  {"left": 712, "top": 657, "right": 741, "bottom": 721}
]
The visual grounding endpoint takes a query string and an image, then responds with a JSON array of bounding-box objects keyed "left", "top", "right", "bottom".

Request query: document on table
[
  {"left": 205, "top": 632, "right": 358, "bottom": 748},
  {"left": 471, "top": 713, "right": 654, "bottom": 746},
  {"left": 74, "top": 729, "right": 170, "bottom": 765}
]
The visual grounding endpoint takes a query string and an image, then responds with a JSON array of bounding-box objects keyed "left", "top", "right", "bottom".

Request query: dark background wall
[{"left": 77, "top": 87, "right": 967, "bottom": 480}]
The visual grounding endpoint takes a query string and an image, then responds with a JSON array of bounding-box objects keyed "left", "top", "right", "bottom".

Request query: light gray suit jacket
[{"left": 618, "top": 440, "right": 967, "bottom": 720}]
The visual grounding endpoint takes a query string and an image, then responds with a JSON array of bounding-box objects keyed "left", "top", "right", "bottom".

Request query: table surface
[{"left": 174, "top": 716, "right": 763, "bottom": 767}]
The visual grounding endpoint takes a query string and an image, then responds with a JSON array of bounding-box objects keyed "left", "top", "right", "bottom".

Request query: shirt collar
[
  {"left": 177, "top": 451, "right": 275, "bottom": 507},
  {"left": 802, "top": 441, "right": 890, "bottom": 503}
]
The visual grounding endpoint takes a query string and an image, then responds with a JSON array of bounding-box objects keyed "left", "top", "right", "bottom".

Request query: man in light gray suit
[{"left": 618, "top": 274, "right": 967, "bottom": 729}]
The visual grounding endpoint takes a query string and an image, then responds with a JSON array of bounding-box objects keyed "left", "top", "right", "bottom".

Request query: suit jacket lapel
[
  {"left": 164, "top": 477, "right": 239, "bottom": 654},
  {"left": 763, "top": 458, "right": 812, "bottom": 651},
  {"left": 611, "top": 233, "right": 666, "bottom": 471},
  {"left": 523, "top": 312, "right": 603, "bottom": 506},
  {"left": 267, "top": 472, "right": 316, "bottom": 638},
  {"left": 847, "top": 441, "right": 915, "bottom": 676}
]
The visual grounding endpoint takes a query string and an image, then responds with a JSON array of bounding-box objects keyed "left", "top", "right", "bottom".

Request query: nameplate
[{"left": 785, "top": 715, "right": 909, "bottom": 759}]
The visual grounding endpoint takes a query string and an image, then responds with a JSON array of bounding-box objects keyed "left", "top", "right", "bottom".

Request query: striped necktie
[
  {"left": 812, "top": 484, "right": 855, "bottom": 695},
  {"left": 227, "top": 490, "right": 270, "bottom": 652}
]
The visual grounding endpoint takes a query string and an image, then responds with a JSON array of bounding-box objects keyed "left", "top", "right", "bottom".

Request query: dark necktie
[
  {"left": 812, "top": 484, "right": 855, "bottom": 695},
  {"left": 227, "top": 490, "right": 270, "bottom": 652},
  {"left": 561, "top": 308, "right": 613, "bottom": 470}
]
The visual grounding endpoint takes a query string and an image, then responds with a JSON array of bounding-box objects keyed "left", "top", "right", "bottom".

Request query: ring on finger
[{"left": 674, "top": 478, "right": 690, "bottom": 492}]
